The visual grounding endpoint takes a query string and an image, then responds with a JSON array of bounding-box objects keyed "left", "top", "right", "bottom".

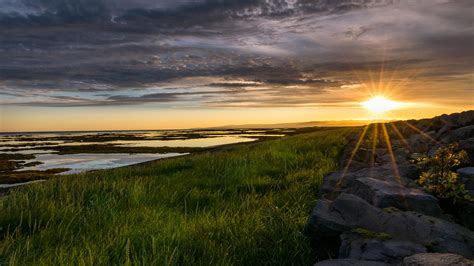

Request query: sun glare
[{"left": 362, "top": 96, "right": 400, "bottom": 114}]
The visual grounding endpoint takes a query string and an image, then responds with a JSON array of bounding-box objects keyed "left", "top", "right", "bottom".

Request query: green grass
[{"left": 0, "top": 129, "right": 347, "bottom": 265}]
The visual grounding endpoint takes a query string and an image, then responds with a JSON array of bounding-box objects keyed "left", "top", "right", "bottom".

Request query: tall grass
[{"left": 0, "top": 129, "right": 347, "bottom": 265}]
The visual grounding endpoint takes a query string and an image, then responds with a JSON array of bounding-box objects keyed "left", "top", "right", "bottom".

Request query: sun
[{"left": 362, "top": 96, "right": 400, "bottom": 114}]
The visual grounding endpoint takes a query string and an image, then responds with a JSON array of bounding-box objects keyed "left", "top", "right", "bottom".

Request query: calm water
[
  {"left": 0, "top": 180, "right": 45, "bottom": 189},
  {"left": 112, "top": 136, "right": 257, "bottom": 148},
  {"left": 1, "top": 130, "right": 270, "bottom": 176},
  {"left": 20, "top": 153, "right": 188, "bottom": 174}
]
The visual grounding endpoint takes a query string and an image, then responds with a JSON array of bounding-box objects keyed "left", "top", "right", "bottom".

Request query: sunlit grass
[{"left": 0, "top": 129, "right": 348, "bottom": 265}]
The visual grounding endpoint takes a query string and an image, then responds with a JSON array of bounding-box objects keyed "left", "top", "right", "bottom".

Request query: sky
[{"left": 0, "top": 0, "right": 473, "bottom": 132}]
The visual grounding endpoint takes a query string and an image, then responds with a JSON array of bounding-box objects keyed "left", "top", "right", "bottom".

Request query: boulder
[
  {"left": 458, "top": 202, "right": 474, "bottom": 231},
  {"left": 409, "top": 134, "right": 431, "bottom": 153},
  {"left": 437, "top": 124, "right": 454, "bottom": 139},
  {"left": 339, "top": 232, "right": 426, "bottom": 263},
  {"left": 351, "top": 148, "right": 374, "bottom": 164},
  {"left": 314, "top": 259, "right": 390, "bottom": 266},
  {"left": 319, "top": 171, "right": 354, "bottom": 199},
  {"left": 318, "top": 167, "right": 409, "bottom": 200},
  {"left": 440, "top": 113, "right": 461, "bottom": 128},
  {"left": 457, "top": 167, "right": 474, "bottom": 179},
  {"left": 377, "top": 153, "right": 407, "bottom": 165},
  {"left": 397, "top": 165, "right": 422, "bottom": 180},
  {"left": 457, "top": 111, "right": 474, "bottom": 127},
  {"left": 307, "top": 193, "right": 474, "bottom": 259},
  {"left": 349, "top": 177, "right": 443, "bottom": 217},
  {"left": 341, "top": 159, "right": 368, "bottom": 171},
  {"left": 457, "top": 167, "right": 474, "bottom": 191},
  {"left": 403, "top": 253, "right": 474, "bottom": 266},
  {"left": 458, "top": 138, "right": 474, "bottom": 165},
  {"left": 442, "top": 125, "right": 474, "bottom": 143}
]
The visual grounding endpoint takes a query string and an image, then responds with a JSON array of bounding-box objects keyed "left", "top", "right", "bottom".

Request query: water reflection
[
  {"left": 112, "top": 136, "right": 257, "bottom": 148},
  {"left": 21, "top": 153, "right": 187, "bottom": 174},
  {"left": 1, "top": 130, "right": 284, "bottom": 177},
  {"left": 0, "top": 180, "right": 45, "bottom": 189}
]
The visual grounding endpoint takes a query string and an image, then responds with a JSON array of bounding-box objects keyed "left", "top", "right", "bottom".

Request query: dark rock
[
  {"left": 307, "top": 193, "right": 474, "bottom": 259},
  {"left": 319, "top": 171, "right": 355, "bottom": 199},
  {"left": 459, "top": 138, "right": 474, "bottom": 165},
  {"left": 339, "top": 232, "right": 426, "bottom": 263},
  {"left": 428, "top": 145, "right": 442, "bottom": 157},
  {"left": 457, "top": 167, "right": 474, "bottom": 191},
  {"left": 458, "top": 202, "right": 474, "bottom": 231},
  {"left": 409, "top": 134, "right": 431, "bottom": 153},
  {"left": 397, "top": 165, "right": 422, "bottom": 180},
  {"left": 437, "top": 124, "right": 454, "bottom": 139},
  {"left": 341, "top": 159, "right": 368, "bottom": 171},
  {"left": 441, "top": 113, "right": 461, "bottom": 128},
  {"left": 403, "top": 252, "right": 474, "bottom": 266},
  {"left": 457, "top": 111, "right": 474, "bottom": 127},
  {"left": 319, "top": 167, "right": 409, "bottom": 200},
  {"left": 457, "top": 167, "right": 474, "bottom": 179},
  {"left": 377, "top": 153, "right": 407, "bottom": 165},
  {"left": 352, "top": 148, "right": 373, "bottom": 164},
  {"left": 314, "top": 259, "right": 390, "bottom": 266},
  {"left": 349, "top": 177, "right": 442, "bottom": 217},
  {"left": 459, "top": 138, "right": 474, "bottom": 151},
  {"left": 442, "top": 125, "right": 474, "bottom": 143}
]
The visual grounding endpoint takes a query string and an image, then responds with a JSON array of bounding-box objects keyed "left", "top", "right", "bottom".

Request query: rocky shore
[{"left": 307, "top": 110, "right": 474, "bottom": 265}]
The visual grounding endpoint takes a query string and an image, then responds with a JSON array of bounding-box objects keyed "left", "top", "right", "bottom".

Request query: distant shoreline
[{"left": 0, "top": 119, "right": 387, "bottom": 135}]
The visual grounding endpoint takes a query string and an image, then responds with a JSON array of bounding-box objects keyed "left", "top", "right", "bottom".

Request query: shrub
[{"left": 414, "top": 144, "right": 471, "bottom": 204}]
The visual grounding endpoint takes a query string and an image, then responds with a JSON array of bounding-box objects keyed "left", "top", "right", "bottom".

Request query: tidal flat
[{"left": 0, "top": 128, "right": 327, "bottom": 184}]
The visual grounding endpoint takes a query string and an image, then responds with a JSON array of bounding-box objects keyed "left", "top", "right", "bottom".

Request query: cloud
[
  {"left": 0, "top": 0, "right": 472, "bottom": 109},
  {"left": 0, "top": 0, "right": 401, "bottom": 28}
]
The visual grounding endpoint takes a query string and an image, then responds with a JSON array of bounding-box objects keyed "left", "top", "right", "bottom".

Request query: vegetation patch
[
  {"left": 414, "top": 143, "right": 472, "bottom": 204},
  {"left": 352, "top": 228, "right": 392, "bottom": 240},
  {"left": 383, "top": 207, "right": 401, "bottom": 213}
]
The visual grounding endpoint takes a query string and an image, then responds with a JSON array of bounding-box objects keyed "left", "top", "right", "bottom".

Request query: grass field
[{"left": 0, "top": 128, "right": 348, "bottom": 265}]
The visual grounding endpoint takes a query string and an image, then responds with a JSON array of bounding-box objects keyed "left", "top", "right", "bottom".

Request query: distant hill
[{"left": 214, "top": 119, "right": 392, "bottom": 129}]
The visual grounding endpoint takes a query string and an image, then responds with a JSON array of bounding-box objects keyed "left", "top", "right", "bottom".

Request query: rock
[
  {"left": 458, "top": 167, "right": 474, "bottom": 179},
  {"left": 319, "top": 171, "right": 354, "bottom": 199},
  {"left": 377, "top": 153, "right": 407, "bottom": 165},
  {"left": 442, "top": 125, "right": 474, "bottom": 143},
  {"left": 339, "top": 232, "right": 426, "bottom": 263},
  {"left": 428, "top": 145, "right": 442, "bottom": 157},
  {"left": 403, "top": 253, "right": 474, "bottom": 266},
  {"left": 457, "top": 111, "right": 474, "bottom": 127},
  {"left": 459, "top": 138, "right": 474, "bottom": 165},
  {"left": 319, "top": 167, "right": 409, "bottom": 200},
  {"left": 397, "top": 165, "right": 422, "bottom": 180},
  {"left": 307, "top": 193, "right": 474, "bottom": 259},
  {"left": 457, "top": 167, "right": 474, "bottom": 191},
  {"left": 352, "top": 148, "right": 373, "bottom": 164},
  {"left": 458, "top": 202, "right": 474, "bottom": 231},
  {"left": 459, "top": 138, "right": 474, "bottom": 151},
  {"left": 441, "top": 113, "right": 461, "bottom": 128},
  {"left": 409, "top": 134, "right": 431, "bottom": 153},
  {"left": 437, "top": 124, "right": 454, "bottom": 139},
  {"left": 341, "top": 159, "right": 368, "bottom": 171},
  {"left": 349, "top": 177, "right": 443, "bottom": 217},
  {"left": 314, "top": 259, "right": 390, "bottom": 266}
]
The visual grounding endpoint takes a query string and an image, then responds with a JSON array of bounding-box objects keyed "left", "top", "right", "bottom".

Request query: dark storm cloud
[
  {"left": 0, "top": 0, "right": 397, "bottom": 26},
  {"left": 0, "top": 0, "right": 473, "bottom": 107}
]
